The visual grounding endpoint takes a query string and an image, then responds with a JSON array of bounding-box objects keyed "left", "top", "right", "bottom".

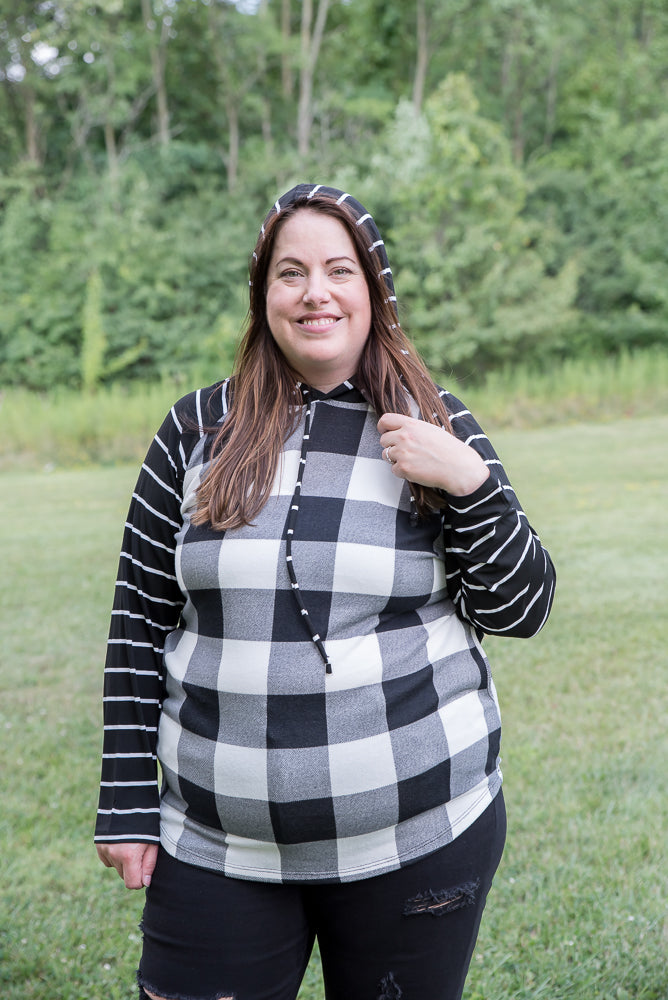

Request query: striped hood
[{"left": 253, "top": 182, "right": 397, "bottom": 306}]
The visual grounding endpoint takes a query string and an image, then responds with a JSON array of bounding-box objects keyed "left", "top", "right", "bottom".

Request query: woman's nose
[{"left": 302, "top": 271, "right": 330, "bottom": 305}]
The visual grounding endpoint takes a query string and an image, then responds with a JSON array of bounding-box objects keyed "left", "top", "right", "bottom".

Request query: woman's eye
[
  {"left": 280, "top": 268, "right": 302, "bottom": 278},
  {"left": 332, "top": 267, "right": 352, "bottom": 276}
]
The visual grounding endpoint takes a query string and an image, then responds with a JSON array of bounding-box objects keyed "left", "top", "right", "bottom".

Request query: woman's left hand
[{"left": 377, "top": 412, "right": 490, "bottom": 497}]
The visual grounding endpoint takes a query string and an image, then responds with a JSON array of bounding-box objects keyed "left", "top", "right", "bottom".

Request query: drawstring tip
[
  {"left": 325, "top": 660, "right": 332, "bottom": 674},
  {"left": 409, "top": 493, "right": 418, "bottom": 527}
]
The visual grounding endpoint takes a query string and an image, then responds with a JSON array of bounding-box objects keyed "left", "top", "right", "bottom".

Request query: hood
[{"left": 253, "top": 182, "right": 397, "bottom": 307}]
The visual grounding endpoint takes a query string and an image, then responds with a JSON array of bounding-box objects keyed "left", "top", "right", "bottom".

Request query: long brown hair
[{"left": 193, "top": 195, "right": 453, "bottom": 529}]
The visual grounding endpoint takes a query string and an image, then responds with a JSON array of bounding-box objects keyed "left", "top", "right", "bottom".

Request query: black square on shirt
[
  {"left": 272, "top": 588, "right": 333, "bottom": 642},
  {"left": 383, "top": 664, "right": 439, "bottom": 731},
  {"left": 266, "top": 691, "right": 329, "bottom": 749},
  {"left": 269, "top": 796, "right": 338, "bottom": 844},
  {"left": 394, "top": 507, "right": 441, "bottom": 551},
  {"left": 376, "top": 607, "right": 424, "bottom": 632},
  {"left": 397, "top": 759, "right": 451, "bottom": 823},
  {"left": 290, "top": 496, "right": 345, "bottom": 541},
  {"left": 187, "top": 588, "right": 224, "bottom": 639},
  {"left": 179, "top": 680, "right": 220, "bottom": 743},
  {"left": 179, "top": 774, "right": 223, "bottom": 831},
  {"left": 308, "top": 404, "right": 368, "bottom": 456}
]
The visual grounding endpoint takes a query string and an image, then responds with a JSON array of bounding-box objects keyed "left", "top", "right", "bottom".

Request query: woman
[{"left": 95, "top": 183, "right": 555, "bottom": 1000}]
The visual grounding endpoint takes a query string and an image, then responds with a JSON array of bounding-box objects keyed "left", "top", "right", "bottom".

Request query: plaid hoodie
[
  {"left": 95, "top": 184, "right": 555, "bottom": 882},
  {"left": 95, "top": 376, "right": 555, "bottom": 883}
]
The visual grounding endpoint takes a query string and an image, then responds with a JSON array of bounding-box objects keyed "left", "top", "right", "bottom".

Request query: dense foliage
[{"left": 1, "top": 0, "right": 667, "bottom": 389}]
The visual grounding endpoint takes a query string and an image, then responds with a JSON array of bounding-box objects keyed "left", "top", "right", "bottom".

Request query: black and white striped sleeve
[
  {"left": 94, "top": 404, "right": 189, "bottom": 844},
  {"left": 440, "top": 391, "right": 556, "bottom": 638}
]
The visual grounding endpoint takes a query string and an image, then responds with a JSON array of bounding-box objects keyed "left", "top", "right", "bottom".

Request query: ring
[{"left": 385, "top": 447, "right": 394, "bottom": 465}]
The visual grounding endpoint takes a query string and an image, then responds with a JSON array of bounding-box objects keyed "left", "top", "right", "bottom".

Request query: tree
[
  {"left": 1, "top": 0, "right": 667, "bottom": 391},
  {"left": 353, "top": 75, "right": 580, "bottom": 376},
  {"left": 297, "top": 0, "right": 331, "bottom": 157},
  {"left": 528, "top": 109, "right": 668, "bottom": 356},
  {"left": 411, "top": 0, "right": 477, "bottom": 112},
  {"left": 0, "top": 0, "right": 61, "bottom": 170},
  {"left": 140, "top": 0, "right": 172, "bottom": 147}
]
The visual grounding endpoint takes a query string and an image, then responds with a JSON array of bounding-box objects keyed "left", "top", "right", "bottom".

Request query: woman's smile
[{"left": 298, "top": 314, "right": 341, "bottom": 329}]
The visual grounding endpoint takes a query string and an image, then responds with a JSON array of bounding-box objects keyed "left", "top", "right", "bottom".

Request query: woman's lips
[{"left": 297, "top": 315, "right": 341, "bottom": 329}]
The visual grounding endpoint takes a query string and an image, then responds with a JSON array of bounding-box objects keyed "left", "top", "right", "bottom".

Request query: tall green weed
[
  {"left": 1, "top": 350, "right": 666, "bottom": 470},
  {"left": 451, "top": 348, "right": 668, "bottom": 427}
]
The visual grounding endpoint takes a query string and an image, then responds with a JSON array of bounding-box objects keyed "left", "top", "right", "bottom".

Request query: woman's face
[{"left": 265, "top": 209, "right": 372, "bottom": 393}]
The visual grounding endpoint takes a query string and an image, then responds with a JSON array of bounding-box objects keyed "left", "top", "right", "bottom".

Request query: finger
[
  {"left": 96, "top": 845, "right": 114, "bottom": 868},
  {"left": 377, "top": 412, "right": 412, "bottom": 434},
  {"left": 142, "top": 845, "right": 159, "bottom": 888},
  {"left": 122, "top": 853, "right": 144, "bottom": 890}
]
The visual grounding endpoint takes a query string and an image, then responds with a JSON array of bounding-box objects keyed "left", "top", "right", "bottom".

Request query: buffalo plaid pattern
[{"left": 96, "top": 379, "right": 555, "bottom": 883}]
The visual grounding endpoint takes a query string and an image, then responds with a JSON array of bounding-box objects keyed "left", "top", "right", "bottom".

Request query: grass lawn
[{"left": 1, "top": 414, "right": 667, "bottom": 999}]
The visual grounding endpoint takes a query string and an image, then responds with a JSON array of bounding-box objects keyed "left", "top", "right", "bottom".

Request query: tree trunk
[
  {"left": 226, "top": 100, "right": 239, "bottom": 192},
  {"left": 23, "top": 85, "right": 41, "bottom": 165},
  {"left": 255, "top": 0, "right": 273, "bottom": 155},
  {"left": 512, "top": 97, "right": 525, "bottom": 164},
  {"left": 141, "top": 0, "right": 170, "bottom": 146},
  {"left": 297, "top": 0, "right": 330, "bottom": 159},
  {"left": 412, "top": 0, "right": 429, "bottom": 112},
  {"left": 544, "top": 46, "right": 560, "bottom": 150},
  {"left": 104, "top": 120, "right": 119, "bottom": 185},
  {"left": 281, "top": 0, "right": 293, "bottom": 98},
  {"left": 634, "top": 0, "right": 651, "bottom": 46}
]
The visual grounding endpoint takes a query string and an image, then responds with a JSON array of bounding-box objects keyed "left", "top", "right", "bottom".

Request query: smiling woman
[
  {"left": 265, "top": 211, "right": 372, "bottom": 392},
  {"left": 94, "top": 182, "right": 555, "bottom": 1000}
]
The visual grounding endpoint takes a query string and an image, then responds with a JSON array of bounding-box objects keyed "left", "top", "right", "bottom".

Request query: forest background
[{"left": 1, "top": 0, "right": 668, "bottom": 396}]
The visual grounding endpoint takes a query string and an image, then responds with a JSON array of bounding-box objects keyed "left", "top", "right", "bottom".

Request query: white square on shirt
[
  {"left": 324, "top": 633, "right": 383, "bottom": 691},
  {"left": 217, "top": 539, "right": 282, "bottom": 590},
  {"left": 328, "top": 731, "right": 396, "bottom": 796},
  {"left": 164, "top": 628, "right": 198, "bottom": 683},
  {"left": 335, "top": 824, "right": 400, "bottom": 877},
  {"left": 431, "top": 553, "right": 447, "bottom": 592},
  {"left": 332, "top": 542, "right": 395, "bottom": 595},
  {"left": 347, "top": 456, "right": 405, "bottom": 507},
  {"left": 218, "top": 639, "right": 271, "bottom": 694},
  {"left": 157, "top": 711, "right": 181, "bottom": 776},
  {"left": 424, "top": 614, "right": 470, "bottom": 663},
  {"left": 182, "top": 464, "right": 206, "bottom": 515},
  {"left": 438, "top": 691, "right": 488, "bottom": 757},
  {"left": 214, "top": 742, "right": 268, "bottom": 799},
  {"left": 272, "top": 449, "right": 303, "bottom": 496},
  {"left": 223, "top": 833, "right": 284, "bottom": 882}
]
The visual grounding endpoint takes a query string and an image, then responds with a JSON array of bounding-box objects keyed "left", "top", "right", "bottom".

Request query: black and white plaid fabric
[{"left": 96, "top": 378, "right": 555, "bottom": 883}]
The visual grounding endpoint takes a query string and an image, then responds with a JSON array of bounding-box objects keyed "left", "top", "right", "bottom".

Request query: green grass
[{"left": 1, "top": 415, "right": 667, "bottom": 998}]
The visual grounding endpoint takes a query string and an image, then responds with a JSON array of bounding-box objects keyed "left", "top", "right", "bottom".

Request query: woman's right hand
[{"left": 96, "top": 841, "right": 159, "bottom": 889}]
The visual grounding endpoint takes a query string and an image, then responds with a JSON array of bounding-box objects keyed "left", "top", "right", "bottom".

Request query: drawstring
[
  {"left": 284, "top": 387, "right": 333, "bottom": 674},
  {"left": 283, "top": 381, "right": 421, "bottom": 670}
]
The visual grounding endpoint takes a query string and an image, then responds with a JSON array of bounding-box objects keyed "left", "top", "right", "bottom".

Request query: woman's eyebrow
[
  {"left": 274, "top": 255, "right": 357, "bottom": 267},
  {"left": 274, "top": 256, "right": 303, "bottom": 268}
]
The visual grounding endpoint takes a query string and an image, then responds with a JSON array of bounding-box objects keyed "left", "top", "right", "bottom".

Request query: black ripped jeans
[{"left": 138, "top": 791, "right": 506, "bottom": 1000}]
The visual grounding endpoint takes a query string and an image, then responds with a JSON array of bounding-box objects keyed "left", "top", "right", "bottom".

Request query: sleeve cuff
[{"left": 439, "top": 474, "right": 511, "bottom": 514}]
